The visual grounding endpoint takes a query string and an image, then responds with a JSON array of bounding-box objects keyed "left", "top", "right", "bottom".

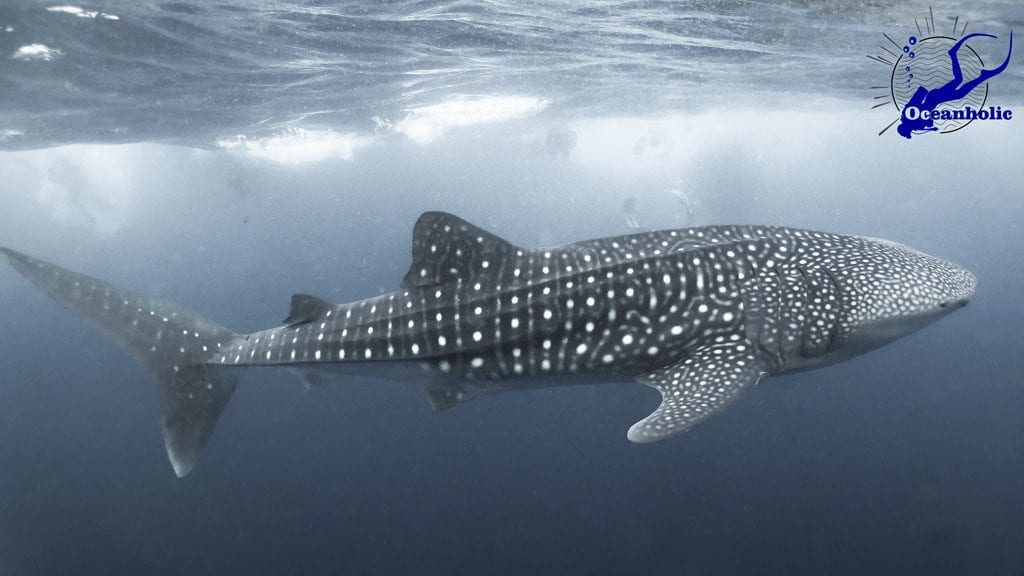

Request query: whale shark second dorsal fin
[
  {"left": 284, "top": 293, "right": 334, "bottom": 326},
  {"left": 401, "top": 211, "right": 524, "bottom": 288}
]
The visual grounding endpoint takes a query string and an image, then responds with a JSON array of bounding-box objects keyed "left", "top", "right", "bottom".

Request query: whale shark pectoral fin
[
  {"left": 627, "top": 341, "right": 766, "bottom": 443},
  {"left": 401, "top": 211, "right": 524, "bottom": 288}
]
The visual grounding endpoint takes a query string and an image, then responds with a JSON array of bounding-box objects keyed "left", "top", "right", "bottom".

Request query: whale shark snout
[
  {"left": 923, "top": 253, "right": 976, "bottom": 313},
  {"left": 948, "top": 267, "right": 977, "bottom": 306}
]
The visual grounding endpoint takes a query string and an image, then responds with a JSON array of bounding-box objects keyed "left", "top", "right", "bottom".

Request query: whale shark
[{"left": 1, "top": 212, "right": 976, "bottom": 477}]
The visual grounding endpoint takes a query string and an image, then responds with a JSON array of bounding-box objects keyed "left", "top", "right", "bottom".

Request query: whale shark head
[{"left": 829, "top": 236, "right": 976, "bottom": 357}]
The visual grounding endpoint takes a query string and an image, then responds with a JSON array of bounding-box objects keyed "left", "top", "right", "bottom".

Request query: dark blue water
[{"left": 1, "top": 1, "right": 1023, "bottom": 575}]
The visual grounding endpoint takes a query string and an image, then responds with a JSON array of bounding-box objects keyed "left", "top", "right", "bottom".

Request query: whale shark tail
[{"left": 1, "top": 247, "right": 238, "bottom": 477}]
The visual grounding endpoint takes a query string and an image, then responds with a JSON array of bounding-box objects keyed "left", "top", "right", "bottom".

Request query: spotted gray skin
[{"left": 0, "top": 212, "right": 976, "bottom": 477}]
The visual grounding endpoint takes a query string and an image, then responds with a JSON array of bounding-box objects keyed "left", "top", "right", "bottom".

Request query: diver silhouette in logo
[{"left": 898, "top": 32, "right": 1013, "bottom": 139}]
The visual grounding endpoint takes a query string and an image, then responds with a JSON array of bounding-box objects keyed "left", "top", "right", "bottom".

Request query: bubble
[
  {"left": 909, "top": 74, "right": 913, "bottom": 79},
  {"left": 909, "top": 51, "right": 915, "bottom": 58},
  {"left": 909, "top": 36, "right": 917, "bottom": 45},
  {"left": 905, "top": 66, "right": 911, "bottom": 71},
  {"left": 903, "top": 45, "right": 910, "bottom": 53}
]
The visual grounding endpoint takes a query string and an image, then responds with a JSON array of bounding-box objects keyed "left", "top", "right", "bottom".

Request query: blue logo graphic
[{"left": 870, "top": 10, "right": 1013, "bottom": 138}]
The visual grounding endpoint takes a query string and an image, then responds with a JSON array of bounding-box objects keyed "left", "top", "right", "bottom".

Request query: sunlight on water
[
  {"left": 46, "top": 5, "right": 119, "bottom": 20},
  {"left": 217, "top": 128, "right": 370, "bottom": 164},
  {"left": 387, "top": 95, "right": 549, "bottom": 144}
]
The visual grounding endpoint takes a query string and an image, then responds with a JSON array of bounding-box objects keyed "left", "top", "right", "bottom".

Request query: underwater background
[{"left": 0, "top": 1, "right": 1022, "bottom": 574}]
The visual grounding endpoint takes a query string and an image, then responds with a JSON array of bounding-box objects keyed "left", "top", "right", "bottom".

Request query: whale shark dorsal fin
[
  {"left": 284, "top": 293, "right": 334, "bottom": 326},
  {"left": 628, "top": 340, "right": 767, "bottom": 443},
  {"left": 402, "top": 211, "right": 523, "bottom": 288}
]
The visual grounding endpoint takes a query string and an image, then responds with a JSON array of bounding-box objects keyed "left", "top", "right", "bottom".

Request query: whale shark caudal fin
[{"left": 1, "top": 247, "right": 238, "bottom": 477}]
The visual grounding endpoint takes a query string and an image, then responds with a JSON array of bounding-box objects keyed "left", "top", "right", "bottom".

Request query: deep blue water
[{"left": 1, "top": 1, "right": 1023, "bottom": 575}]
